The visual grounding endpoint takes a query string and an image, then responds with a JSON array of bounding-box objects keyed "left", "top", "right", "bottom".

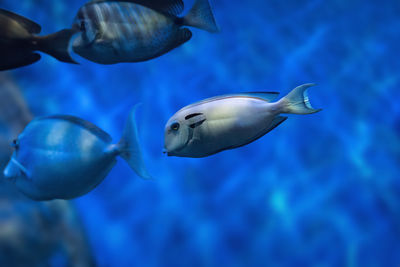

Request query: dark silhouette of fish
[
  {"left": 0, "top": 8, "right": 76, "bottom": 71},
  {"left": 72, "top": 0, "right": 219, "bottom": 64}
]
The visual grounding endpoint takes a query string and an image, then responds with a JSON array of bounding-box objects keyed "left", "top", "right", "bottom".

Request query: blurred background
[{"left": 0, "top": 0, "right": 399, "bottom": 266}]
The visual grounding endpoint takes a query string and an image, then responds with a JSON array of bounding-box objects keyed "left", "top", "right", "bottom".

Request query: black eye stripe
[{"left": 185, "top": 113, "right": 203, "bottom": 120}]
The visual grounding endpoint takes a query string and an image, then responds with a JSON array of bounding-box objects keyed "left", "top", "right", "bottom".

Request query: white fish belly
[{"left": 201, "top": 98, "right": 279, "bottom": 149}]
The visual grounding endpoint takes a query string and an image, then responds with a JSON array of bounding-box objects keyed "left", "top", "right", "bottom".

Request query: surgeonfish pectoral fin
[
  {"left": 183, "top": 0, "right": 219, "bottom": 33},
  {"left": 280, "top": 84, "right": 322, "bottom": 115},
  {"left": 117, "top": 104, "right": 152, "bottom": 180},
  {"left": 37, "top": 29, "right": 78, "bottom": 64}
]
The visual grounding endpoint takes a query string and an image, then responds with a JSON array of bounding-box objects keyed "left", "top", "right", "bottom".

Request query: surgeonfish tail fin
[
  {"left": 0, "top": 9, "right": 42, "bottom": 71},
  {"left": 36, "top": 29, "right": 78, "bottom": 64},
  {"left": 183, "top": 0, "right": 219, "bottom": 33},
  {"left": 117, "top": 104, "right": 151, "bottom": 179},
  {"left": 280, "top": 84, "right": 322, "bottom": 115}
]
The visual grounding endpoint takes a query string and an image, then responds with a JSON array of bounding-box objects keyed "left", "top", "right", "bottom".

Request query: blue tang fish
[
  {"left": 71, "top": 0, "right": 219, "bottom": 64},
  {"left": 3, "top": 106, "right": 150, "bottom": 201},
  {"left": 164, "top": 84, "right": 322, "bottom": 157}
]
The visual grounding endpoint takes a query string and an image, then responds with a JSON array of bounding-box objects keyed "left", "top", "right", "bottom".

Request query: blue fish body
[
  {"left": 3, "top": 106, "right": 150, "bottom": 201},
  {"left": 71, "top": 0, "right": 218, "bottom": 64}
]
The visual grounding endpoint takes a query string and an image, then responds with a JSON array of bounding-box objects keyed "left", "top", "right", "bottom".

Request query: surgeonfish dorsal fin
[
  {"left": 0, "top": 8, "right": 41, "bottom": 34},
  {"left": 182, "top": 92, "right": 280, "bottom": 111},
  {"left": 40, "top": 115, "right": 112, "bottom": 143},
  {"left": 238, "top": 92, "right": 280, "bottom": 102},
  {"left": 89, "top": 0, "right": 184, "bottom": 16}
]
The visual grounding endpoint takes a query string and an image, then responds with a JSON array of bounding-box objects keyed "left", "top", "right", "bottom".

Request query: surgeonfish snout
[{"left": 3, "top": 158, "right": 22, "bottom": 180}]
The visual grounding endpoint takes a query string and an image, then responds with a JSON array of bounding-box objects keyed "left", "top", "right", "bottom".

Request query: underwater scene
[{"left": 0, "top": 0, "right": 399, "bottom": 266}]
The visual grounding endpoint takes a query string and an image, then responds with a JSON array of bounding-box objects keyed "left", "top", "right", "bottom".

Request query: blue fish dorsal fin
[
  {"left": 40, "top": 115, "right": 112, "bottom": 143},
  {"left": 182, "top": 92, "right": 280, "bottom": 110},
  {"left": 89, "top": 0, "right": 184, "bottom": 16}
]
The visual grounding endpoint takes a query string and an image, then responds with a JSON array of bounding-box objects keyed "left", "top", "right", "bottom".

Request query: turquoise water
[{"left": 0, "top": 0, "right": 399, "bottom": 266}]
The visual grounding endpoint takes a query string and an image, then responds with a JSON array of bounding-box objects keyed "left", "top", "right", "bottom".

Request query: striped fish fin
[{"left": 89, "top": 0, "right": 184, "bottom": 15}]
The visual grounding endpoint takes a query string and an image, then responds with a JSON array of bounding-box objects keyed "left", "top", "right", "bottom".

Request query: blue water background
[{"left": 0, "top": 0, "right": 399, "bottom": 266}]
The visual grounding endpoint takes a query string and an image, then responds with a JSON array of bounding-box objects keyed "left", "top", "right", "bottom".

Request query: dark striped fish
[{"left": 71, "top": 0, "right": 219, "bottom": 64}]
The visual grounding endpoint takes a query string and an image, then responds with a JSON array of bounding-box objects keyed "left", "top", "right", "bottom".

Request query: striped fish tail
[{"left": 183, "top": 0, "right": 219, "bottom": 33}]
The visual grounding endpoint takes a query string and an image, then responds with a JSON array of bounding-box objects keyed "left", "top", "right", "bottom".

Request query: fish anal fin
[
  {"left": 263, "top": 116, "right": 287, "bottom": 135},
  {"left": 0, "top": 8, "right": 41, "bottom": 34},
  {"left": 205, "top": 116, "right": 288, "bottom": 157},
  {"left": 232, "top": 116, "right": 287, "bottom": 150},
  {"left": 89, "top": 0, "right": 184, "bottom": 16},
  {"left": 0, "top": 52, "right": 41, "bottom": 71},
  {"left": 173, "top": 28, "right": 192, "bottom": 46},
  {"left": 145, "top": 28, "right": 191, "bottom": 61}
]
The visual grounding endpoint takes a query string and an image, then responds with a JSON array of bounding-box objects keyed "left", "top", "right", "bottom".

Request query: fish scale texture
[{"left": 0, "top": 0, "right": 399, "bottom": 266}]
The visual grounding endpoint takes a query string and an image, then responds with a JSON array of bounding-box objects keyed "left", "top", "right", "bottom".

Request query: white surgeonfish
[{"left": 164, "top": 84, "right": 321, "bottom": 158}]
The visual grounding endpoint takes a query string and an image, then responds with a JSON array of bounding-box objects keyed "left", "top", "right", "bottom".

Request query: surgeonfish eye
[
  {"left": 171, "top": 122, "right": 180, "bottom": 131},
  {"left": 80, "top": 21, "right": 86, "bottom": 32},
  {"left": 11, "top": 139, "right": 19, "bottom": 148}
]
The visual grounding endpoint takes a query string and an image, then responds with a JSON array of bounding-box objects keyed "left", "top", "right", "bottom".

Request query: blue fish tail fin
[
  {"left": 117, "top": 105, "right": 151, "bottom": 179},
  {"left": 183, "top": 0, "right": 219, "bottom": 33},
  {"left": 280, "top": 84, "right": 322, "bottom": 115}
]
